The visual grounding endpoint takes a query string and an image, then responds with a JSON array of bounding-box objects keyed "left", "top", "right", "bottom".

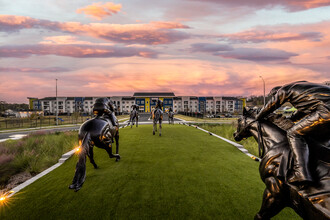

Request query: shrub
[{"left": 0, "top": 131, "right": 77, "bottom": 189}]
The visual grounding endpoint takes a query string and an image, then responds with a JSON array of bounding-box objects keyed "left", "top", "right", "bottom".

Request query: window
[
  {"left": 141, "top": 100, "right": 145, "bottom": 104},
  {"left": 216, "top": 101, "right": 220, "bottom": 104},
  {"left": 137, "top": 100, "right": 140, "bottom": 104}
]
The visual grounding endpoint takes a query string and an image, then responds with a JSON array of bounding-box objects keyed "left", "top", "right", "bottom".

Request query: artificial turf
[{"left": 0, "top": 124, "right": 300, "bottom": 219}]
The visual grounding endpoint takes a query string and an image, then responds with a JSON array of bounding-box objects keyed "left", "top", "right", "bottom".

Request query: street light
[
  {"left": 56, "top": 79, "right": 58, "bottom": 126},
  {"left": 259, "top": 75, "right": 265, "bottom": 106}
]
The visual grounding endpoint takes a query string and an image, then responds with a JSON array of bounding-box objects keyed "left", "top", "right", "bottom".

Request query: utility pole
[
  {"left": 259, "top": 75, "right": 266, "bottom": 106},
  {"left": 56, "top": 79, "right": 58, "bottom": 126}
]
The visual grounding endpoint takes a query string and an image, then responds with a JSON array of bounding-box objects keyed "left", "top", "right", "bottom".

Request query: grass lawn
[
  {"left": 0, "top": 125, "right": 299, "bottom": 219},
  {"left": 197, "top": 124, "right": 259, "bottom": 157}
]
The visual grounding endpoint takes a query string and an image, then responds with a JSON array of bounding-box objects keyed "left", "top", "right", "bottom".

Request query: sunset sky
[{"left": 0, "top": 0, "right": 329, "bottom": 103}]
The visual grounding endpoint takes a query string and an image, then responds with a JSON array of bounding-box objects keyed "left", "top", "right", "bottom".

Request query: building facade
[{"left": 29, "top": 92, "right": 244, "bottom": 115}]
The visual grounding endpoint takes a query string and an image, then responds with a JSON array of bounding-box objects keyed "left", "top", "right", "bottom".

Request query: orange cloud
[
  {"left": 150, "top": 21, "right": 190, "bottom": 29},
  {"left": 1, "top": 57, "right": 327, "bottom": 103},
  {"left": 0, "top": 15, "right": 191, "bottom": 45},
  {"left": 0, "top": 44, "right": 158, "bottom": 58},
  {"left": 76, "top": 2, "right": 122, "bottom": 20}
]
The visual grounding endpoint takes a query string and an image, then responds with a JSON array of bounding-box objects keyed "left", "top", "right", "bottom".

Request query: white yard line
[{"left": 180, "top": 122, "right": 260, "bottom": 162}]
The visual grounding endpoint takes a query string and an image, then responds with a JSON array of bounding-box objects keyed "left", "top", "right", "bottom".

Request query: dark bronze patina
[
  {"left": 69, "top": 98, "right": 120, "bottom": 192},
  {"left": 128, "top": 104, "right": 139, "bottom": 128},
  {"left": 168, "top": 107, "right": 174, "bottom": 125},
  {"left": 256, "top": 81, "right": 330, "bottom": 185},
  {"left": 234, "top": 107, "right": 330, "bottom": 219},
  {"left": 153, "top": 100, "right": 163, "bottom": 136}
]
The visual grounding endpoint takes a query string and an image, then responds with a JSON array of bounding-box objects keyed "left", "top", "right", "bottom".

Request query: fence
[
  {"left": 178, "top": 112, "right": 204, "bottom": 118},
  {"left": 0, "top": 116, "right": 89, "bottom": 130}
]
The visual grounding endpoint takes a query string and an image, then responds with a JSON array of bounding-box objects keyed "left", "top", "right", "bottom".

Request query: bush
[{"left": 0, "top": 131, "right": 77, "bottom": 189}]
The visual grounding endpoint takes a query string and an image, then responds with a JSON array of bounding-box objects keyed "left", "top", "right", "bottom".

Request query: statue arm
[{"left": 256, "top": 89, "right": 287, "bottom": 120}]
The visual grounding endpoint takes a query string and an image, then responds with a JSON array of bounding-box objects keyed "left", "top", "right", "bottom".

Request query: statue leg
[
  {"left": 104, "top": 142, "right": 120, "bottom": 161},
  {"left": 115, "top": 131, "right": 120, "bottom": 162},
  {"left": 286, "top": 110, "right": 328, "bottom": 184},
  {"left": 255, "top": 177, "right": 285, "bottom": 220},
  {"left": 153, "top": 121, "right": 155, "bottom": 135},
  {"left": 136, "top": 116, "right": 138, "bottom": 127},
  {"left": 69, "top": 148, "right": 87, "bottom": 192},
  {"left": 159, "top": 120, "right": 162, "bottom": 136},
  {"left": 88, "top": 146, "right": 98, "bottom": 169}
]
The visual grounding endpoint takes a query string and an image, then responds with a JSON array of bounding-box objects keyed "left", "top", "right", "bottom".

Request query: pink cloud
[
  {"left": 0, "top": 67, "right": 70, "bottom": 72},
  {"left": 1, "top": 58, "right": 327, "bottom": 103},
  {"left": 189, "top": 0, "right": 330, "bottom": 11},
  {"left": 218, "top": 31, "right": 323, "bottom": 43},
  {"left": 0, "top": 15, "right": 191, "bottom": 45},
  {"left": 214, "top": 48, "right": 298, "bottom": 62},
  {"left": 0, "top": 44, "right": 158, "bottom": 58},
  {"left": 190, "top": 43, "right": 233, "bottom": 52},
  {"left": 150, "top": 21, "right": 190, "bottom": 29},
  {"left": 76, "top": 2, "right": 122, "bottom": 20}
]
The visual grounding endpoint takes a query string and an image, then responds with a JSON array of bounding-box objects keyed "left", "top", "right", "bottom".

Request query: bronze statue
[
  {"left": 152, "top": 100, "right": 163, "bottom": 136},
  {"left": 234, "top": 107, "right": 330, "bottom": 219},
  {"left": 168, "top": 107, "right": 174, "bottom": 124},
  {"left": 256, "top": 81, "right": 330, "bottom": 186},
  {"left": 69, "top": 98, "right": 120, "bottom": 192},
  {"left": 128, "top": 104, "right": 139, "bottom": 128}
]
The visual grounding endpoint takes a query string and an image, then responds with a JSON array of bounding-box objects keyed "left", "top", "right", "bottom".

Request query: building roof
[
  {"left": 122, "top": 97, "right": 135, "bottom": 100},
  {"left": 222, "top": 96, "right": 239, "bottom": 100},
  {"left": 133, "top": 92, "right": 175, "bottom": 97},
  {"left": 39, "top": 97, "right": 56, "bottom": 101}
]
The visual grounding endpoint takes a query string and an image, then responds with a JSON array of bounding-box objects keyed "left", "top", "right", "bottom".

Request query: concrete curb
[{"left": 180, "top": 122, "right": 260, "bottom": 162}]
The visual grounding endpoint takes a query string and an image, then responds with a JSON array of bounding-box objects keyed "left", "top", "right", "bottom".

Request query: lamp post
[
  {"left": 259, "top": 75, "right": 265, "bottom": 106},
  {"left": 56, "top": 79, "right": 58, "bottom": 126}
]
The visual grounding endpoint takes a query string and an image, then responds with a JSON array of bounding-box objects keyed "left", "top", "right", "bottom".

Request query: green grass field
[
  {"left": 0, "top": 125, "right": 299, "bottom": 219},
  {"left": 197, "top": 124, "right": 259, "bottom": 157}
]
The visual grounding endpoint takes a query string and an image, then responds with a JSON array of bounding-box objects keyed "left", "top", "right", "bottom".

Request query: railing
[{"left": 0, "top": 116, "right": 90, "bottom": 130}]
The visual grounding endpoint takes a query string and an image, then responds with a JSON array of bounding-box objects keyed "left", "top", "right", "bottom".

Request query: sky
[{"left": 0, "top": 0, "right": 329, "bottom": 103}]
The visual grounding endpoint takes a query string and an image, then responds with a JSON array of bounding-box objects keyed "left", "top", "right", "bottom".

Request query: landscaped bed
[
  {"left": 0, "top": 131, "right": 77, "bottom": 191},
  {"left": 0, "top": 125, "right": 299, "bottom": 219}
]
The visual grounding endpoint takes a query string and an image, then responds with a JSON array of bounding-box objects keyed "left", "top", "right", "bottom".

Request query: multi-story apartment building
[{"left": 29, "top": 92, "right": 244, "bottom": 115}]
